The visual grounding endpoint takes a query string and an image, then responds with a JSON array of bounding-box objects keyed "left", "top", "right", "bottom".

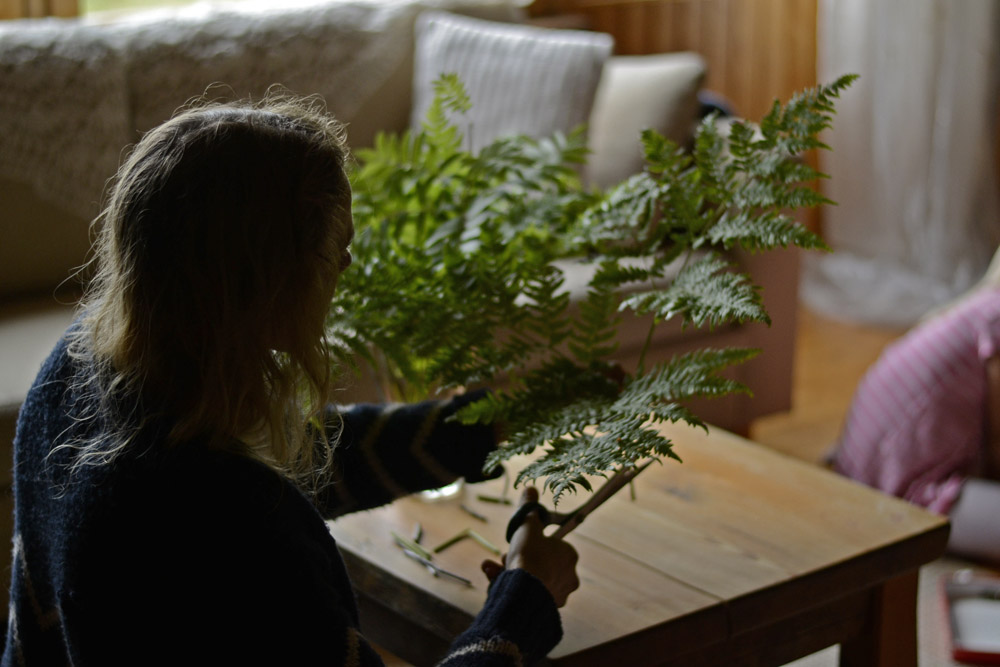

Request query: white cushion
[
  {"left": 586, "top": 53, "right": 707, "bottom": 188},
  {"left": 411, "top": 11, "right": 613, "bottom": 152}
]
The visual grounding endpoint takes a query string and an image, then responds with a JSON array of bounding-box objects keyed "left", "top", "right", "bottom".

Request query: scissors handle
[{"left": 504, "top": 501, "right": 550, "bottom": 542}]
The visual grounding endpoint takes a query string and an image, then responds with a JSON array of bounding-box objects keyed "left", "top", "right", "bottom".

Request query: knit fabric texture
[
  {"left": 3, "top": 332, "right": 562, "bottom": 665},
  {"left": 833, "top": 287, "right": 1000, "bottom": 514}
]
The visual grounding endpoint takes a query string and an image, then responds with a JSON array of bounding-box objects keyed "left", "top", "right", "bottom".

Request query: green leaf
[
  {"left": 620, "top": 253, "right": 771, "bottom": 328},
  {"left": 622, "top": 348, "right": 759, "bottom": 404},
  {"left": 706, "top": 210, "right": 830, "bottom": 252},
  {"left": 576, "top": 172, "right": 663, "bottom": 254}
]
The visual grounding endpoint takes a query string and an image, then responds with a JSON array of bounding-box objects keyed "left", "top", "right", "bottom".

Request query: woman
[
  {"left": 4, "top": 94, "right": 578, "bottom": 665},
  {"left": 831, "top": 285, "right": 1000, "bottom": 565}
]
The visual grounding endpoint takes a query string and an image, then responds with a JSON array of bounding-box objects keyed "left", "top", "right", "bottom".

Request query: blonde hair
[{"left": 65, "top": 92, "right": 351, "bottom": 491}]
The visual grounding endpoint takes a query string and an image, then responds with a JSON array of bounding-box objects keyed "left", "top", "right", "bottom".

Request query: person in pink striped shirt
[{"left": 831, "top": 287, "right": 1000, "bottom": 564}]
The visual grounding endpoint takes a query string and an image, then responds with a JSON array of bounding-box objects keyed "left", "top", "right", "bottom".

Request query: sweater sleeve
[
  {"left": 438, "top": 569, "right": 564, "bottom": 666},
  {"left": 318, "top": 390, "right": 500, "bottom": 518}
]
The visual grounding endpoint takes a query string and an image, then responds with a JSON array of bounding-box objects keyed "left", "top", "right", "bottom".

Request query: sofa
[{"left": 0, "top": 0, "right": 799, "bottom": 593}]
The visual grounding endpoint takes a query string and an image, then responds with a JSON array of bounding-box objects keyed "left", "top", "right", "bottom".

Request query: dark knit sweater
[{"left": 3, "top": 333, "right": 562, "bottom": 665}]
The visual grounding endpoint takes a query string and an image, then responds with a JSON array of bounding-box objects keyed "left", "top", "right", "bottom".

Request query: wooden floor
[{"left": 750, "top": 306, "right": 906, "bottom": 462}]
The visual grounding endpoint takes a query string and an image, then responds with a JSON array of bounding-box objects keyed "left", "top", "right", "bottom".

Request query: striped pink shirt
[{"left": 833, "top": 288, "right": 1000, "bottom": 514}]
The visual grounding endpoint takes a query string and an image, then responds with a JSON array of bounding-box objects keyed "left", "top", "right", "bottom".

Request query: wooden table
[{"left": 328, "top": 422, "right": 950, "bottom": 666}]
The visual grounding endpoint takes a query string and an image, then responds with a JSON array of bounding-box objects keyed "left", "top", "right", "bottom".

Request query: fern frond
[
  {"left": 620, "top": 253, "right": 770, "bottom": 328},
  {"left": 590, "top": 259, "right": 655, "bottom": 288},
  {"left": 567, "top": 284, "right": 622, "bottom": 363},
  {"left": 421, "top": 72, "right": 471, "bottom": 151},
  {"left": 622, "top": 348, "right": 758, "bottom": 402},
  {"left": 513, "top": 424, "right": 681, "bottom": 503},
  {"left": 575, "top": 173, "right": 663, "bottom": 254},
  {"left": 706, "top": 210, "right": 830, "bottom": 252}
]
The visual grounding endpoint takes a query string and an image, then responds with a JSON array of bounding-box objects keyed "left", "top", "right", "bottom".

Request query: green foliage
[
  {"left": 328, "top": 73, "right": 855, "bottom": 502},
  {"left": 619, "top": 253, "right": 770, "bottom": 329}
]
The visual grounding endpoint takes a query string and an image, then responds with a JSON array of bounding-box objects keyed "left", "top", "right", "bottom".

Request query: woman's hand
[{"left": 480, "top": 487, "right": 580, "bottom": 607}]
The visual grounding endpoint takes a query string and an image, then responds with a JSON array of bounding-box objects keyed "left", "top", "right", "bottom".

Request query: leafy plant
[{"left": 328, "top": 73, "right": 856, "bottom": 503}]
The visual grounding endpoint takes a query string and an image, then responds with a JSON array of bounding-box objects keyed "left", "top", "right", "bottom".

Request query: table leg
[{"left": 839, "top": 570, "right": 919, "bottom": 667}]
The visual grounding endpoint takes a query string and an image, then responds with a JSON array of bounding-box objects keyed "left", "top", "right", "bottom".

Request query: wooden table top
[{"left": 328, "top": 421, "right": 950, "bottom": 664}]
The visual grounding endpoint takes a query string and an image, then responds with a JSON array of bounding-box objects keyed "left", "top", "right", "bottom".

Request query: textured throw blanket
[{"left": 0, "top": 0, "right": 519, "bottom": 220}]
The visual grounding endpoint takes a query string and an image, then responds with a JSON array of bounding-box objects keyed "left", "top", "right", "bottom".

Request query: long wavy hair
[{"left": 65, "top": 92, "right": 352, "bottom": 491}]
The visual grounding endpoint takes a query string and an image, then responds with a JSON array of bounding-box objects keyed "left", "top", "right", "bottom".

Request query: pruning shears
[{"left": 505, "top": 460, "right": 654, "bottom": 542}]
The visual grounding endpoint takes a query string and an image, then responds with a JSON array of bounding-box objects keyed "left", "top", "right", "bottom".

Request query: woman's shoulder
[
  {"left": 69, "top": 440, "right": 332, "bottom": 586},
  {"left": 910, "top": 287, "right": 1000, "bottom": 361},
  {"left": 919, "top": 287, "right": 1000, "bottom": 333},
  {"left": 21, "top": 329, "right": 76, "bottom": 411},
  {"left": 58, "top": 440, "right": 358, "bottom": 661}
]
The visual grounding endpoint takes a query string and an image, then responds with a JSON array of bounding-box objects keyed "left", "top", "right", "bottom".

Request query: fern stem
[{"left": 549, "top": 460, "right": 653, "bottom": 539}]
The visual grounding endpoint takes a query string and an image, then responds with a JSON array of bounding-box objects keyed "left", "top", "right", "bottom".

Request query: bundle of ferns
[{"left": 328, "top": 74, "right": 856, "bottom": 503}]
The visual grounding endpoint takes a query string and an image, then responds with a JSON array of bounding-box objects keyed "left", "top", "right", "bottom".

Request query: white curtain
[{"left": 802, "top": 0, "right": 1000, "bottom": 327}]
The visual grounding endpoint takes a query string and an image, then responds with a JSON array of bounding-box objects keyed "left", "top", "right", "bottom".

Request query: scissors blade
[{"left": 550, "top": 460, "right": 654, "bottom": 539}]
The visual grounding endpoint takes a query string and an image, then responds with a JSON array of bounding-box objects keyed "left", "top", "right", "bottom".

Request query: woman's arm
[
  {"left": 985, "top": 354, "right": 1000, "bottom": 480},
  {"left": 438, "top": 488, "right": 577, "bottom": 666},
  {"left": 318, "top": 391, "right": 499, "bottom": 518},
  {"left": 946, "top": 477, "right": 1000, "bottom": 565},
  {"left": 945, "top": 355, "right": 1000, "bottom": 565}
]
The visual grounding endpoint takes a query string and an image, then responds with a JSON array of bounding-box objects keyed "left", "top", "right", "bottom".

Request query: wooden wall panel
[
  {"left": 0, "top": 0, "right": 21, "bottom": 18},
  {"left": 530, "top": 0, "right": 818, "bottom": 125},
  {"left": 0, "top": 0, "right": 77, "bottom": 19},
  {"left": 530, "top": 0, "right": 820, "bottom": 229}
]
